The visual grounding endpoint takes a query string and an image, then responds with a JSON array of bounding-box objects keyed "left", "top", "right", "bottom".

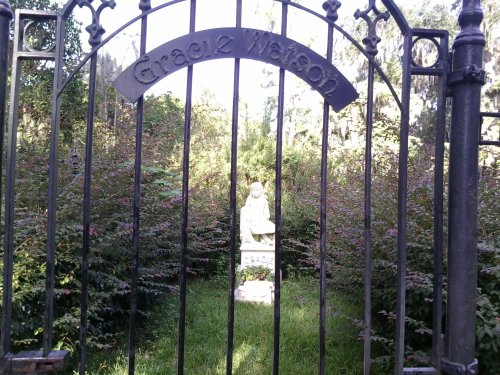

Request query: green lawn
[{"left": 88, "top": 278, "right": 364, "bottom": 374}]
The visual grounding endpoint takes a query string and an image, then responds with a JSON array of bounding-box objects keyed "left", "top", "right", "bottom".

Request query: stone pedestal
[
  {"left": 235, "top": 243, "right": 275, "bottom": 304},
  {"left": 239, "top": 243, "right": 275, "bottom": 270},
  {"left": 234, "top": 280, "right": 274, "bottom": 304}
]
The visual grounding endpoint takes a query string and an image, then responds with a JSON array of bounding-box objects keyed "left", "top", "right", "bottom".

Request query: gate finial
[
  {"left": 77, "top": 0, "right": 117, "bottom": 46},
  {"left": 139, "top": 0, "right": 151, "bottom": 11},
  {"left": 322, "top": 0, "right": 341, "bottom": 22},
  {"left": 354, "top": 0, "right": 390, "bottom": 56}
]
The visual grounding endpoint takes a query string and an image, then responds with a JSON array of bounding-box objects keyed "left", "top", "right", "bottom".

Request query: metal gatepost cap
[{"left": 0, "top": 0, "right": 13, "bottom": 19}]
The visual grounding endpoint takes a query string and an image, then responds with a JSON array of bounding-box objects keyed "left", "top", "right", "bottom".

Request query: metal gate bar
[
  {"left": 225, "top": 0, "right": 243, "bottom": 373},
  {"left": 394, "top": 30, "right": 412, "bottom": 375},
  {"left": 76, "top": 2, "right": 117, "bottom": 373},
  {"left": 44, "top": 9, "right": 65, "bottom": 358},
  {"left": 319, "top": 19, "right": 330, "bottom": 375},
  {"left": 0, "top": 0, "right": 13, "bottom": 359},
  {"left": 352, "top": 3, "right": 391, "bottom": 373},
  {"left": 0, "top": 5, "right": 11, "bottom": 355},
  {"left": 128, "top": 2, "right": 151, "bottom": 374},
  {"left": 319, "top": 3, "right": 339, "bottom": 375},
  {"left": 411, "top": 29, "right": 451, "bottom": 374},
  {"left": 177, "top": 1, "right": 197, "bottom": 373},
  {"left": 272, "top": 2, "right": 287, "bottom": 373}
]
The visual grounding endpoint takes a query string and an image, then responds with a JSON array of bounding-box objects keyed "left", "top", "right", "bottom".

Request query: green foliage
[
  {"left": 0, "top": 90, "right": 188, "bottom": 360},
  {"left": 143, "top": 94, "right": 184, "bottom": 141},
  {"left": 314, "top": 140, "right": 499, "bottom": 371},
  {"left": 238, "top": 265, "right": 274, "bottom": 282},
  {"left": 476, "top": 166, "right": 500, "bottom": 374}
]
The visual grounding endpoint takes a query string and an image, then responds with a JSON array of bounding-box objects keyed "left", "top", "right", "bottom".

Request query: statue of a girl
[{"left": 240, "top": 182, "right": 275, "bottom": 246}]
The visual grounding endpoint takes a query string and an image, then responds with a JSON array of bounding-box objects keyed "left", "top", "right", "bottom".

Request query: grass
[{"left": 87, "top": 278, "right": 364, "bottom": 374}]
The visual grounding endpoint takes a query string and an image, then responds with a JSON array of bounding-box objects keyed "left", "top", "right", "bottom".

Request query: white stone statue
[{"left": 240, "top": 182, "right": 275, "bottom": 246}]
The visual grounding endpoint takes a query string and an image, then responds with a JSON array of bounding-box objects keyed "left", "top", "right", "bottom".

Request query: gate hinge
[
  {"left": 441, "top": 358, "right": 478, "bottom": 375},
  {"left": 448, "top": 64, "right": 486, "bottom": 85}
]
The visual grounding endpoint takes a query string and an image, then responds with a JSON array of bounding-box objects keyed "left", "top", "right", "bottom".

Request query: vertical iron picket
[
  {"left": 0, "top": 0, "right": 12, "bottom": 359},
  {"left": 43, "top": 12, "right": 64, "bottom": 356},
  {"left": 226, "top": 1, "right": 243, "bottom": 373},
  {"left": 0, "top": 1, "right": 11, "bottom": 284},
  {"left": 318, "top": 21, "right": 333, "bottom": 375},
  {"left": 353, "top": 4, "right": 390, "bottom": 373},
  {"left": 178, "top": 2, "right": 197, "bottom": 374},
  {"left": 363, "top": 59, "right": 375, "bottom": 375},
  {"left": 128, "top": 2, "right": 151, "bottom": 374},
  {"left": 319, "top": 1, "right": 340, "bottom": 372},
  {"left": 77, "top": 2, "right": 116, "bottom": 373},
  {"left": 1, "top": 9, "right": 21, "bottom": 359},
  {"left": 431, "top": 33, "right": 449, "bottom": 374},
  {"left": 78, "top": 49, "right": 98, "bottom": 375},
  {"left": 394, "top": 32, "right": 412, "bottom": 375},
  {"left": 272, "top": 3, "right": 288, "bottom": 374}
]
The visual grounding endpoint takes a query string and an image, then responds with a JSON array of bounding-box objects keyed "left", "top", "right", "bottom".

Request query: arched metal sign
[{"left": 113, "top": 27, "right": 358, "bottom": 112}]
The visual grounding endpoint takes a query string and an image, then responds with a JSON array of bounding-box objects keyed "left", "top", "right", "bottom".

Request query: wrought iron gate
[{"left": 0, "top": 0, "right": 488, "bottom": 374}]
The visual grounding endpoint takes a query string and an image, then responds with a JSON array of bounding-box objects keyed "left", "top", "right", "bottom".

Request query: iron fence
[{"left": 0, "top": 1, "right": 488, "bottom": 374}]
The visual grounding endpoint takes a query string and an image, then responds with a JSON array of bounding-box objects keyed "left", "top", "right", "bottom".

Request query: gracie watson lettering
[
  {"left": 114, "top": 27, "right": 357, "bottom": 110},
  {"left": 133, "top": 35, "right": 234, "bottom": 84},
  {"left": 244, "top": 30, "right": 339, "bottom": 96}
]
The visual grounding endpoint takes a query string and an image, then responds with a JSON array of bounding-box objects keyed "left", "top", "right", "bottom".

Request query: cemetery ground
[{"left": 87, "top": 278, "right": 368, "bottom": 374}]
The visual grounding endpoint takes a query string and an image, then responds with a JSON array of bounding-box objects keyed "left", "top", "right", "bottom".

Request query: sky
[{"left": 55, "top": 0, "right": 459, "bottom": 116}]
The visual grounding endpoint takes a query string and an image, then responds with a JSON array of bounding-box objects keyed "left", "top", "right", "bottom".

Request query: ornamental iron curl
[
  {"left": 354, "top": 0, "right": 390, "bottom": 56},
  {"left": 322, "top": 0, "right": 341, "bottom": 22},
  {"left": 77, "top": 0, "right": 116, "bottom": 46}
]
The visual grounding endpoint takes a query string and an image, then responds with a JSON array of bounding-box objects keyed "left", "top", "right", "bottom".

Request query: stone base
[
  {"left": 240, "top": 245, "right": 275, "bottom": 271},
  {"left": 235, "top": 280, "right": 274, "bottom": 304}
]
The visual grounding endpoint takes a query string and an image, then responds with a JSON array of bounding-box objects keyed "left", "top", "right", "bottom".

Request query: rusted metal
[{"left": 2, "top": 350, "right": 69, "bottom": 374}]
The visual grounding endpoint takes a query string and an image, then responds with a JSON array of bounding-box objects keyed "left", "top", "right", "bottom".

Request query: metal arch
[
  {"left": 275, "top": 0, "right": 405, "bottom": 111},
  {"left": 112, "top": 28, "right": 359, "bottom": 111},
  {"left": 57, "top": 0, "right": 185, "bottom": 96},
  {"left": 57, "top": 0, "right": 406, "bottom": 114},
  {"left": 59, "top": 0, "right": 410, "bottom": 34},
  {"left": 380, "top": 0, "right": 410, "bottom": 35}
]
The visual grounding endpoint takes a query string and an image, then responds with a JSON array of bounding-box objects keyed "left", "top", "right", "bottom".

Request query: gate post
[
  {"left": 445, "top": 0, "right": 485, "bottom": 373},
  {"left": 0, "top": 0, "right": 12, "bottom": 184},
  {"left": 0, "top": 0, "right": 12, "bottom": 364},
  {"left": 0, "top": 0, "right": 11, "bottom": 109}
]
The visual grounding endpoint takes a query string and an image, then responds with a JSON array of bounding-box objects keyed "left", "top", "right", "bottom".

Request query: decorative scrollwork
[
  {"left": 139, "top": 0, "right": 152, "bottom": 11},
  {"left": 77, "top": 0, "right": 116, "bottom": 46},
  {"left": 354, "top": 0, "right": 390, "bottom": 56},
  {"left": 322, "top": 0, "right": 341, "bottom": 22}
]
